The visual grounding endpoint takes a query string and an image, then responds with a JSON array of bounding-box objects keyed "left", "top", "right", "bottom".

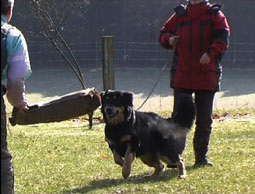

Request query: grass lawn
[{"left": 6, "top": 107, "right": 255, "bottom": 194}]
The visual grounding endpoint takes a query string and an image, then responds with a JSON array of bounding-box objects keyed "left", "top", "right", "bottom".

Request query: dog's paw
[
  {"left": 179, "top": 174, "right": 187, "bottom": 179},
  {"left": 122, "top": 167, "right": 131, "bottom": 179}
]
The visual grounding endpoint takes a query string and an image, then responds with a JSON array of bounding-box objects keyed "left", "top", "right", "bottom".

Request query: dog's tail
[{"left": 172, "top": 94, "right": 196, "bottom": 129}]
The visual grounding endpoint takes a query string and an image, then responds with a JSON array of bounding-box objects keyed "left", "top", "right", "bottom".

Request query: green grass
[{"left": 7, "top": 108, "right": 255, "bottom": 194}]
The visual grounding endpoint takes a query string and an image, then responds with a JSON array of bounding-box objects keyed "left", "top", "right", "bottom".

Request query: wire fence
[{"left": 28, "top": 41, "right": 255, "bottom": 70}]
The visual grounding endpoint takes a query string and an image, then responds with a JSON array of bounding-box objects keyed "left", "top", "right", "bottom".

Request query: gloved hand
[
  {"left": 200, "top": 53, "right": 211, "bottom": 64},
  {"left": 169, "top": 36, "right": 179, "bottom": 47},
  {"left": 15, "top": 102, "right": 29, "bottom": 112}
]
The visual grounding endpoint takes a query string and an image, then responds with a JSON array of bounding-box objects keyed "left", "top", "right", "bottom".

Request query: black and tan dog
[{"left": 101, "top": 90, "right": 196, "bottom": 179}]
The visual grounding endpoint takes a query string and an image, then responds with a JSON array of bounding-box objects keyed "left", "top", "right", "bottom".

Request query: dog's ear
[
  {"left": 122, "top": 92, "right": 133, "bottom": 107},
  {"left": 106, "top": 89, "right": 113, "bottom": 94}
]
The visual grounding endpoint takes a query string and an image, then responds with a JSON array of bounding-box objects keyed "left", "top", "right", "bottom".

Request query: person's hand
[
  {"left": 16, "top": 104, "right": 29, "bottom": 112},
  {"left": 169, "top": 36, "right": 179, "bottom": 47},
  {"left": 200, "top": 53, "right": 211, "bottom": 64}
]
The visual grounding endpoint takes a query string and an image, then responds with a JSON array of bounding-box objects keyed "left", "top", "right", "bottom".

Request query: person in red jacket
[{"left": 159, "top": 0, "right": 230, "bottom": 167}]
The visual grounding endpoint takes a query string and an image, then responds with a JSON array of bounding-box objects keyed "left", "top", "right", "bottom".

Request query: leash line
[{"left": 136, "top": 52, "right": 172, "bottom": 111}]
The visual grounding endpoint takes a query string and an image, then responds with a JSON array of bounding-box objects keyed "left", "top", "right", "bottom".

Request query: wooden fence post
[{"left": 102, "top": 36, "right": 115, "bottom": 91}]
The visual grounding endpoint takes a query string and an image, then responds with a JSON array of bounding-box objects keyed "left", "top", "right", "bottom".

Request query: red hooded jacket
[{"left": 159, "top": 2, "right": 230, "bottom": 91}]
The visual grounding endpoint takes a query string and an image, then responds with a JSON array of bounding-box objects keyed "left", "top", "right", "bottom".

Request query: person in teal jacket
[{"left": 1, "top": 0, "right": 31, "bottom": 193}]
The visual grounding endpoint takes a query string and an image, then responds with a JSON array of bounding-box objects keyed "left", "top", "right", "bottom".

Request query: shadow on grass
[{"left": 61, "top": 169, "right": 181, "bottom": 194}]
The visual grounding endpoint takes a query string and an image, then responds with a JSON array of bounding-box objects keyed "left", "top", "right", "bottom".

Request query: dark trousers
[
  {"left": 173, "top": 89, "right": 215, "bottom": 161},
  {"left": 1, "top": 94, "right": 14, "bottom": 194}
]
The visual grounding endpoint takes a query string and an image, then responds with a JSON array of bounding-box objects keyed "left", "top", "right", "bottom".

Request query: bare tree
[
  {"left": 20, "top": 0, "right": 96, "bottom": 128},
  {"left": 22, "top": 0, "right": 90, "bottom": 89}
]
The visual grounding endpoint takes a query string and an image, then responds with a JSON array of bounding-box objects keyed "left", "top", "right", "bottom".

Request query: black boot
[
  {"left": 194, "top": 157, "right": 213, "bottom": 167},
  {"left": 193, "top": 128, "right": 213, "bottom": 168}
]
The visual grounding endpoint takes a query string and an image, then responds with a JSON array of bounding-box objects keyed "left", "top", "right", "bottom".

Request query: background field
[
  {"left": 4, "top": 66, "right": 255, "bottom": 194},
  {"left": 7, "top": 109, "right": 255, "bottom": 194},
  {"left": 4, "top": 0, "right": 255, "bottom": 193}
]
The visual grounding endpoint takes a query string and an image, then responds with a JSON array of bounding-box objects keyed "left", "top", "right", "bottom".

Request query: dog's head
[{"left": 101, "top": 90, "right": 134, "bottom": 125}]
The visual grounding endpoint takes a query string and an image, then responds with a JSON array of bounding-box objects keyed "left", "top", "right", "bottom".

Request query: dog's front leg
[
  {"left": 122, "top": 144, "right": 135, "bottom": 179},
  {"left": 113, "top": 150, "right": 124, "bottom": 166}
]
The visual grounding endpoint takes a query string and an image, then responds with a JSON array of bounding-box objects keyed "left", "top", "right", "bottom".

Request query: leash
[
  {"left": 136, "top": 39, "right": 178, "bottom": 111},
  {"left": 136, "top": 51, "right": 172, "bottom": 111}
]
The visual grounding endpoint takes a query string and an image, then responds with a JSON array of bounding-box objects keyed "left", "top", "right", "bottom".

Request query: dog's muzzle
[{"left": 104, "top": 105, "right": 120, "bottom": 118}]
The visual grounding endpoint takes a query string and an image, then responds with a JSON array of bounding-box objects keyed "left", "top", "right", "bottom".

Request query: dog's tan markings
[
  {"left": 105, "top": 137, "right": 114, "bottom": 146},
  {"left": 120, "top": 135, "right": 132, "bottom": 143},
  {"left": 149, "top": 162, "right": 164, "bottom": 178},
  {"left": 107, "top": 107, "right": 125, "bottom": 125},
  {"left": 160, "top": 155, "right": 186, "bottom": 178},
  {"left": 175, "top": 159, "right": 187, "bottom": 179},
  {"left": 113, "top": 150, "right": 124, "bottom": 167},
  {"left": 140, "top": 154, "right": 164, "bottom": 178},
  {"left": 122, "top": 144, "right": 135, "bottom": 179}
]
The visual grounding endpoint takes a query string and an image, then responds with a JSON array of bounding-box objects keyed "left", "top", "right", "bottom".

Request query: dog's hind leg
[
  {"left": 122, "top": 144, "right": 135, "bottom": 179},
  {"left": 147, "top": 161, "right": 164, "bottom": 178},
  {"left": 161, "top": 155, "right": 186, "bottom": 179},
  {"left": 175, "top": 159, "right": 186, "bottom": 179},
  {"left": 140, "top": 154, "right": 164, "bottom": 178}
]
